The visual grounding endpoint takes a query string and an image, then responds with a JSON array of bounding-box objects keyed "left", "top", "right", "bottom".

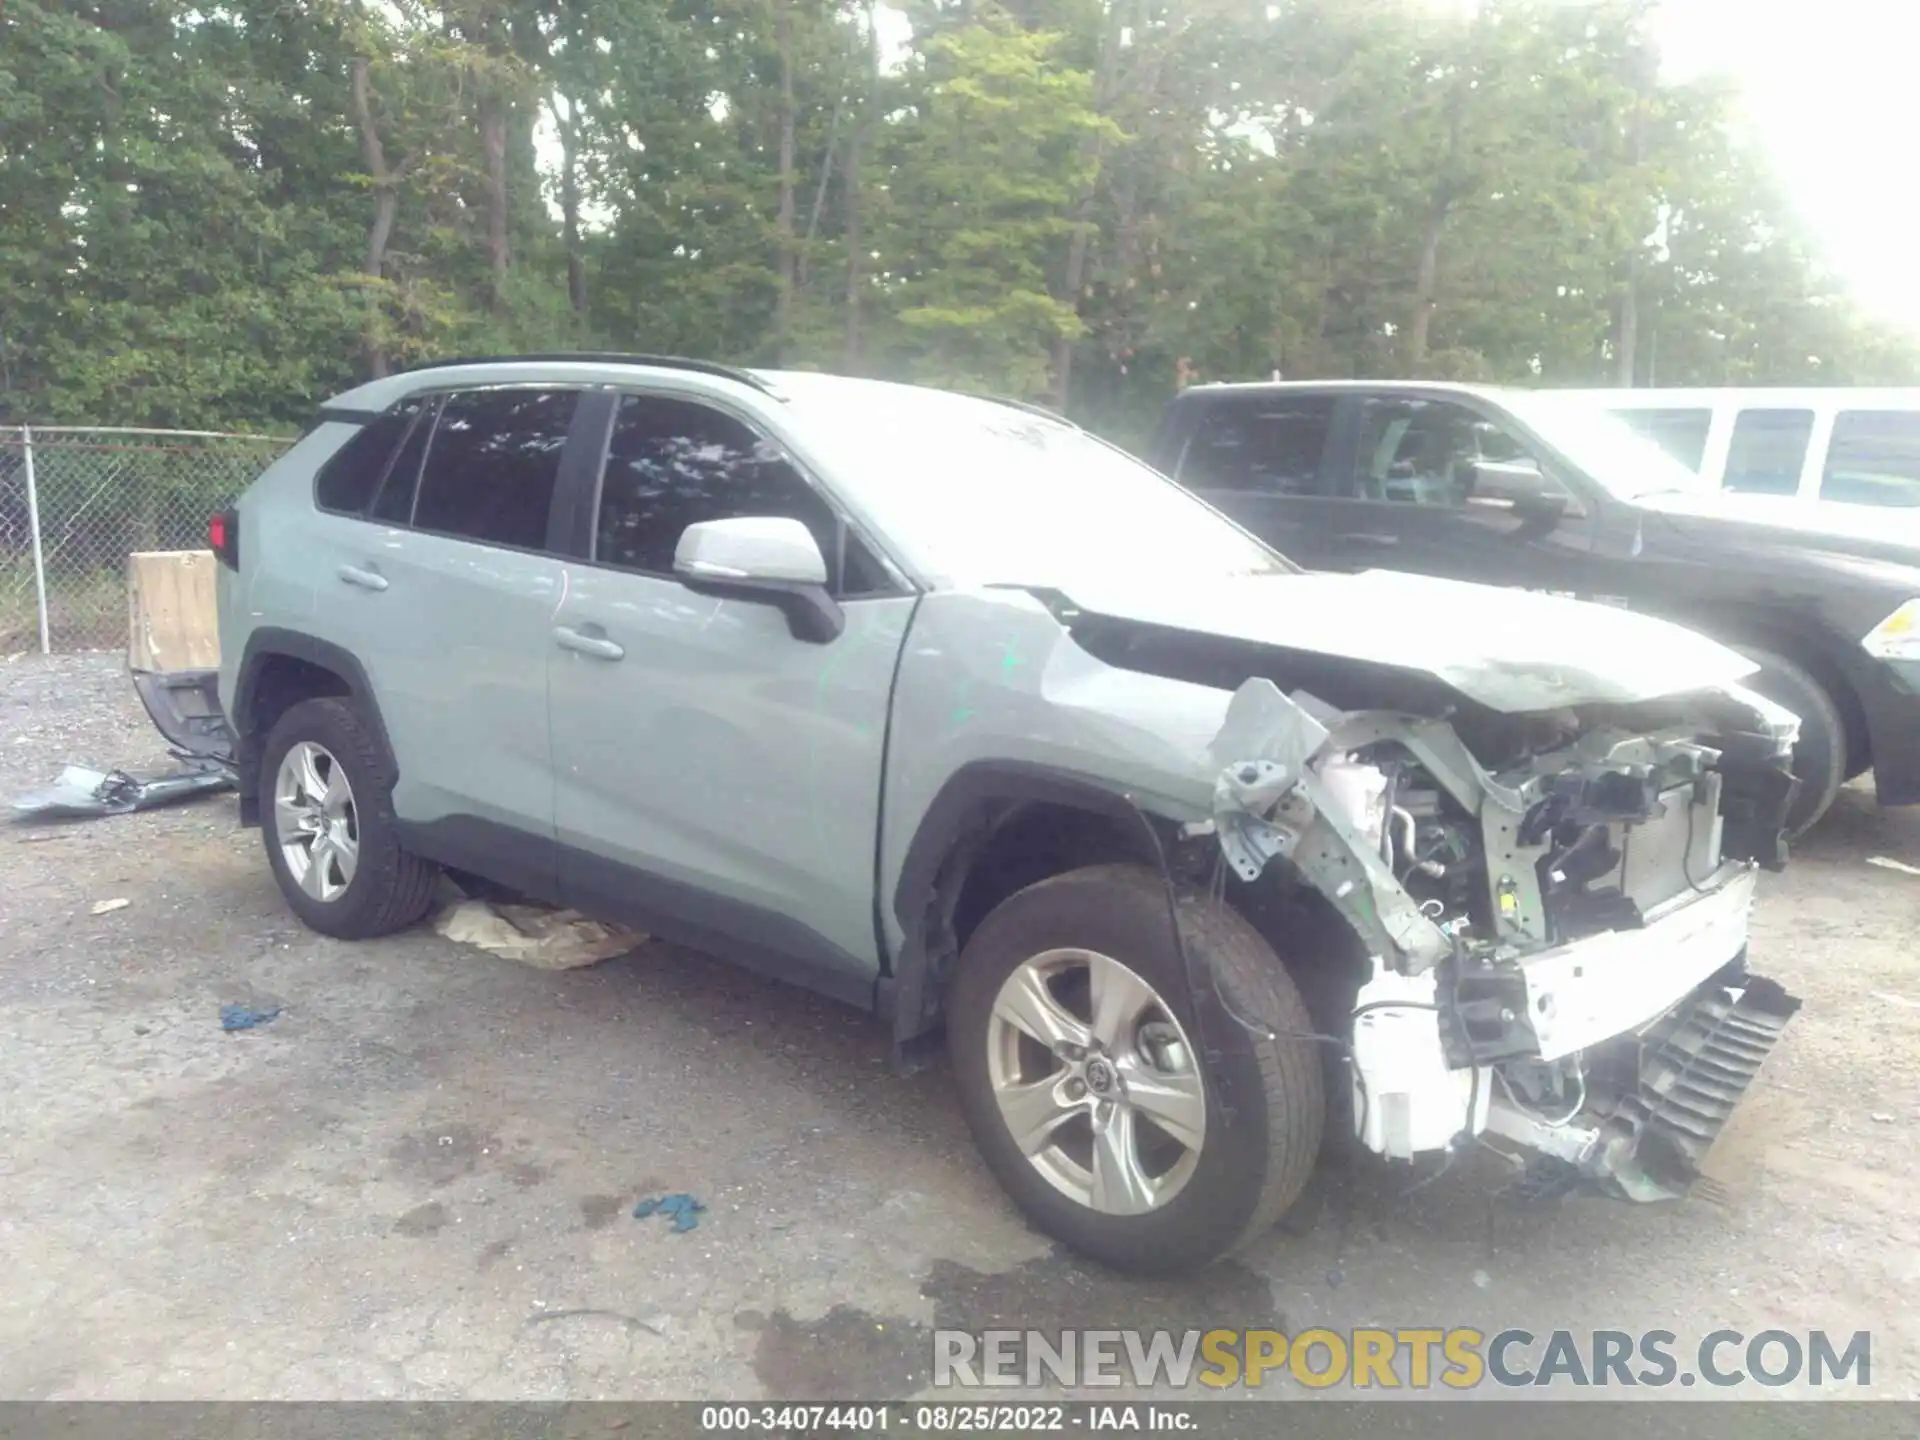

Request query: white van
[{"left": 1555, "top": 387, "right": 1920, "bottom": 512}]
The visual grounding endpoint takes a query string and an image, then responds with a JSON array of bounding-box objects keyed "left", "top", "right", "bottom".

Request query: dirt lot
[{"left": 2, "top": 651, "right": 1917, "bottom": 1401}]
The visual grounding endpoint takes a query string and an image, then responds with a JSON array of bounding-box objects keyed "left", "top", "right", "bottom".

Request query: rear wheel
[
  {"left": 259, "top": 697, "right": 439, "bottom": 939},
  {"left": 947, "top": 863, "right": 1324, "bottom": 1275},
  {"left": 1737, "top": 648, "right": 1847, "bottom": 835}
]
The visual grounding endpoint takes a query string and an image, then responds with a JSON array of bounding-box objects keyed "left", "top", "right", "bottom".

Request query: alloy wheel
[
  {"left": 273, "top": 740, "right": 360, "bottom": 903},
  {"left": 985, "top": 948, "right": 1207, "bottom": 1215}
]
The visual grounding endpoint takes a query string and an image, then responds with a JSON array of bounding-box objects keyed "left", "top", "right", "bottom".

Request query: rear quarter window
[{"left": 313, "top": 398, "right": 426, "bottom": 514}]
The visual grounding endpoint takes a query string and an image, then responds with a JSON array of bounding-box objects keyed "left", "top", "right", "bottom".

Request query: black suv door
[{"left": 1317, "top": 391, "right": 1604, "bottom": 593}]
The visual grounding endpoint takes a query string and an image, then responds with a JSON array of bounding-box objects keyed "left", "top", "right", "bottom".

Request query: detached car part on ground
[{"left": 175, "top": 357, "right": 1805, "bottom": 1275}]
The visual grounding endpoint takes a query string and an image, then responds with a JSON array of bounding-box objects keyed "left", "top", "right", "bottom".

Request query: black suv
[{"left": 1146, "top": 380, "right": 1920, "bottom": 834}]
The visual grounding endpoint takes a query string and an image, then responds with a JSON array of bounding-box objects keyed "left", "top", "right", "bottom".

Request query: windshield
[
  {"left": 1504, "top": 393, "right": 1714, "bottom": 500},
  {"left": 780, "top": 378, "right": 1296, "bottom": 586}
]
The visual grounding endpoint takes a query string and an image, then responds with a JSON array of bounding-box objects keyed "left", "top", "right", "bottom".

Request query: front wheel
[{"left": 947, "top": 864, "right": 1324, "bottom": 1275}]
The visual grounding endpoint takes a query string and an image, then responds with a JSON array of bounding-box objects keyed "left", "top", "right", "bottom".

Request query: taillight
[{"left": 209, "top": 508, "right": 239, "bottom": 569}]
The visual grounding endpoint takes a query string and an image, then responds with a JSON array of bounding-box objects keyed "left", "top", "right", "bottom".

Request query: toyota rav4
[{"left": 167, "top": 354, "right": 1805, "bottom": 1274}]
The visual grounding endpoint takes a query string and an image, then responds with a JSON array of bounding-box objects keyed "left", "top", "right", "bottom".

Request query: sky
[{"left": 1647, "top": 0, "right": 1920, "bottom": 336}]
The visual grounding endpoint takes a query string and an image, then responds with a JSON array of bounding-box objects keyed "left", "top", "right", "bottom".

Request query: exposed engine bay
[{"left": 1202, "top": 673, "right": 1805, "bottom": 1205}]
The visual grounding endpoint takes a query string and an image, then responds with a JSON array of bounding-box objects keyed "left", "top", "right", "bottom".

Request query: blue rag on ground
[
  {"left": 220, "top": 1003, "right": 282, "bottom": 1032},
  {"left": 633, "top": 1193, "right": 706, "bottom": 1232}
]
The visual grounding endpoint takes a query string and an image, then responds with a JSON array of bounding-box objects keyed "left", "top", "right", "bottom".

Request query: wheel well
[
  {"left": 247, "top": 654, "right": 352, "bottom": 740},
  {"left": 1716, "top": 621, "right": 1870, "bottom": 775},
  {"left": 949, "top": 801, "right": 1152, "bottom": 952}
]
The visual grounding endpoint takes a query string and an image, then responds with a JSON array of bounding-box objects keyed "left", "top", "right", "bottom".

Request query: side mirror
[
  {"left": 1467, "top": 459, "right": 1571, "bottom": 521},
  {"left": 673, "top": 516, "right": 844, "bottom": 643}
]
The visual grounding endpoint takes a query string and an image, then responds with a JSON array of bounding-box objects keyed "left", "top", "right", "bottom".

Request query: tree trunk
[
  {"left": 1049, "top": 0, "right": 1128, "bottom": 411},
  {"left": 844, "top": 1, "right": 878, "bottom": 369},
  {"left": 774, "top": 0, "right": 798, "bottom": 355},
  {"left": 481, "top": 92, "right": 509, "bottom": 309},
  {"left": 1408, "top": 201, "right": 1447, "bottom": 370},
  {"left": 1611, "top": 265, "right": 1640, "bottom": 385},
  {"left": 801, "top": 97, "right": 844, "bottom": 292},
  {"left": 555, "top": 99, "right": 587, "bottom": 316},
  {"left": 349, "top": 56, "right": 396, "bottom": 378}
]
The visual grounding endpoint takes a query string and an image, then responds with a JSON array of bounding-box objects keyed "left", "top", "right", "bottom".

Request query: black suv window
[
  {"left": 1725, "top": 408, "right": 1812, "bottom": 496},
  {"left": 1178, "top": 398, "right": 1334, "bottom": 494},
  {"left": 1614, "top": 406, "right": 1712, "bottom": 472},
  {"left": 1344, "top": 397, "right": 1545, "bottom": 506},
  {"left": 594, "top": 394, "right": 891, "bottom": 596},
  {"left": 314, "top": 397, "right": 426, "bottom": 514},
  {"left": 411, "top": 388, "right": 580, "bottom": 549},
  {"left": 1821, "top": 410, "right": 1920, "bottom": 507}
]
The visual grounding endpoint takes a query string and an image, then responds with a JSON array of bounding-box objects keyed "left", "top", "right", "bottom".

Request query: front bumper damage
[{"left": 1204, "top": 676, "right": 1803, "bottom": 1205}]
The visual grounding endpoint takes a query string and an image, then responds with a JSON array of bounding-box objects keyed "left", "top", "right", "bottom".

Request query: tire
[
  {"left": 259, "top": 696, "right": 439, "bottom": 940},
  {"left": 1736, "top": 647, "right": 1847, "bottom": 835},
  {"left": 946, "top": 863, "right": 1324, "bottom": 1275}
]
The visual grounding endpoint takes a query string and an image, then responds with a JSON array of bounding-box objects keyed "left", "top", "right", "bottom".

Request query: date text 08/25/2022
[{"left": 700, "top": 1404, "right": 1192, "bottom": 1432}]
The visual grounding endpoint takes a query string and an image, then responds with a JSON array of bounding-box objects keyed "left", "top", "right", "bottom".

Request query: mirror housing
[
  {"left": 1467, "top": 459, "right": 1573, "bottom": 521},
  {"left": 673, "top": 516, "right": 844, "bottom": 643}
]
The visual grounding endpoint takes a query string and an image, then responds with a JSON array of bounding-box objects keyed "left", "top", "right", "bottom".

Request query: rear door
[
  {"left": 1161, "top": 393, "right": 1339, "bottom": 563},
  {"left": 545, "top": 388, "right": 915, "bottom": 1002},
  {"left": 1312, "top": 392, "right": 1605, "bottom": 597},
  {"left": 338, "top": 385, "right": 596, "bottom": 876}
]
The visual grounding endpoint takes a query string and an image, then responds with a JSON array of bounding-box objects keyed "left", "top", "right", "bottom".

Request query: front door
[
  {"left": 1313, "top": 393, "right": 1605, "bottom": 601},
  {"left": 546, "top": 390, "right": 914, "bottom": 1004}
]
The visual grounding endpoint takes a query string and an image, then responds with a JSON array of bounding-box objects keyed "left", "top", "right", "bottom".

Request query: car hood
[{"left": 1059, "top": 568, "right": 1758, "bottom": 714}]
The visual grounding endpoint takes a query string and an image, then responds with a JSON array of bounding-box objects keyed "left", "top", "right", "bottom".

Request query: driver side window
[
  {"left": 1343, "top": 397, "right": 1546, "bottom": 507},
  {"left": 594, "top": 394, "right": 892, "bottom": 596}
]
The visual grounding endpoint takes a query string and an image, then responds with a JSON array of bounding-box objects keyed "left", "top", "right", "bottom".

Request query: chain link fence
[{"left": 1, "top": 427, "right": 292, "bottom": 654}]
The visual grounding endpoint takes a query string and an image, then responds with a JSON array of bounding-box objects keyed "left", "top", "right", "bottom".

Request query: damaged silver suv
[{"left": 189, "top": 354, "right": 1804, "bottom": 1274}]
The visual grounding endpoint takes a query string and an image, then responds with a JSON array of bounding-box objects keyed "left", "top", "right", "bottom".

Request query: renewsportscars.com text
[{"left": 933, "top": 1327, "right": 1872, "bottom": 1390}]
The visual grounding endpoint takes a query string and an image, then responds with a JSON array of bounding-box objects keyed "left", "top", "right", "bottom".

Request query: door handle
[
  {"left": 552, "top": 625, "right": 624, "bottom": 662},
  {"left": 337, "top": 563, "right": 389, "bottom": 591},
  {"left": 1340, "top": 532, "right": 1400, "bottom": 548}
]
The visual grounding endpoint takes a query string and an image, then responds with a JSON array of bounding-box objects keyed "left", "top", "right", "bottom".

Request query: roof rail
[{"left": 391, "top": 352, "right": 781, "bottom": 396}]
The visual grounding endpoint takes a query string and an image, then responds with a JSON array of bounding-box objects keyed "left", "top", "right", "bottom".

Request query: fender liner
[
  {"left": 880, "top": 759, "right": 1188, "bottom": 1053},
  {"left": 232, "top": 628, "right": 396, "bottom": 825}
]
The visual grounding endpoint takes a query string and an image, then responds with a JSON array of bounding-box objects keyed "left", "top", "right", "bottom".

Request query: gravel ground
[{"left": 1, "top": 651, "right": 1917, "bottom": 1402}]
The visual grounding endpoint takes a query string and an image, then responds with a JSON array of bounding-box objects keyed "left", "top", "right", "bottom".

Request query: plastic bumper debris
[{"left": 11, "top": 760, "right": 232, "bottom": 820}]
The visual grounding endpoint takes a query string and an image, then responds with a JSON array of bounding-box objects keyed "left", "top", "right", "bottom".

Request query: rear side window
[
  {"left": 412, "top": 388, "right": 580, "bottom": 550},
  {"left": 1177, "top": 399, "right": 1334, "bottom": 494},
  {"left": 1612, "top": 407, "right": 1711, "bottom": 472},
  {"left": 1724, "top": 409, "right": 1813, "bottom": 496},
  {"left": 1821, "top": 410, "right": 1920, "bottom": 507},
  {"left": 313, "top": 398, "right": 425, "bottom": 514}
]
